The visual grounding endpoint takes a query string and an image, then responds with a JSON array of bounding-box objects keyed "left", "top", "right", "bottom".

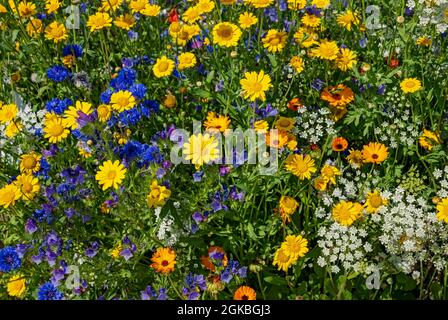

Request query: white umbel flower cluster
[{"left": 295, "top": 107, "right": 336, "bottom": 144}]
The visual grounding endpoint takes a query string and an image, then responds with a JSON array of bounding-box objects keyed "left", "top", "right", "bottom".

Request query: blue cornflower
[
  {"left": 100, "top": 88, "right": 114, "bottom": 104},
  {"left": 38, "top": 282, "right": 64, "bottom": 300},
  {"left": 129, "top": 83, "right": 147, "bottom": 100},
  {"left": 45, "top": 98, "right": 72, "bottom": 114},
  {"left": 0, "top": 246, "right": 22, "bottom": 272},
  {"left": 47, "top": 65, "right": 70, "bottom": 82},
  {"left": 62, "top": 44, "right": 83, "bottom": 58}
]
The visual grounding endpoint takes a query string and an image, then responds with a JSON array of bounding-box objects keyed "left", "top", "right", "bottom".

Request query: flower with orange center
[{"left": 150, "top": 247, "right": 176, "bottom": 274}]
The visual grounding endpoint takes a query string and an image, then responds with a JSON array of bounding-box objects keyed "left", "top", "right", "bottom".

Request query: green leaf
[{"left": 264, "top": 275, "right": 288, "bottom": 286}]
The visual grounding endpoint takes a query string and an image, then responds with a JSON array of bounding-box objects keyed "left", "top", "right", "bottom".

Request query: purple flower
[
  {"left": 192, "top": 212, "right": 204, "bottom": 224},
  {"left": 119, "top": 248, "right": 133, "bottom": 261},
  {"left": 25, "top": 218, "right": 37, "bottom": 234},
  {"left": 311, "top": 78, "right": 325, "bottom": 91}
]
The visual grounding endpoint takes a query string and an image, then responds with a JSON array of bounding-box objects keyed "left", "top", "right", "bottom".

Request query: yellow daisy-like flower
[
  {"left": 178, "top": 52, "right": 197, "bottom": 70},
  {"left": 416, "top": 36, "right": 432, "bottom": 47},
  {"left": 0, "top": 103, "right": 18, "bottom": 123},
  {"left": 97, "top": 104, "right": 112, "bottom": 122},
  {"left": 337, "top": 10, "right": 360, "bottom": 31},
  {"left": 183, "top": 6, "right": 202, "bottom": 23},
  {"left": 336, "top": 48, "right": 357, "bottom": 71},
  {"left": 281, "top": 235, "right": 309, "bottom": 261},
  {"left": 246, "top": 0, "right": 274, "bottom": 9},
  {"left": 212, "top": 22, "right": 242, "bottom": 47},
  {"left": 204, "top": 112, "right": 231, "bottom": 133},
  {"left": 129, "top": 0, "right": 147, "bottom": 13},
  {"left": 290, "top": 56, "right": 304, "bottom": 73},
  {"left": 346, "top": 148, "right": 364, "bottom": 168},
  {"left": 400, "top": 78, "right": 422, "bottom": 94},
  {"left": 254, "top": 120, "right": 269, "bottom": 133},
  {"left": 311, "top": 40, "right": 339, "bottom": 60},
  {"left": 87, "top": 12, "right": 112, "bottom": 32},
  {"left": 220, "top": 0, "right": 236, "bottom": 4},
  {"left": 183, "top": 133, "right": 220, "bottom": 167},
  {"left": 45, "top": 0, "right": 61, "bottom": 14},
  {"left": 364, "top": 190, "right": 388, "bottom": 214},
  {"left": 0, "top": 184, "right": 21, "bottom": 208},
  {"left": 111, "top": 243, "right": 123, "bottom": 259},
  {"left": 150, "top": 247, "right": 176, "bottom": 274},
  {"left": 239, "top": 12, "right": 258, "bottom": 29},
  {"left": 95, "top": 160, "right": 127, "bottom": 191},
  {"left": 240, "top": 70, "right": 272, "bottom": 102},
  {"left": 332, "top": 200, "right": 363, "bottom": 226},
  {"left": 320, "top": 164, "right": 341, "bottom": 185},
  {"left": 26, "top": 18, "right": 43, "bottom": 37},
  {"left": 44, "top": 21, "right": 68, "bottom": 43},
  {"left": 5, "top": 121, "right": 23, "bottom": 138},
  {"left": 7, "top": 274, "right": 26, "bottom": 298},
  {"left": 20, "top": 152, "right": 41, "bottom": 173},
  {"left": 419, "top": 129, "right": 441, "bottom": 151},
  {"left": 153, "top": 56, "right": 175, "bottom": 78},
  {"left": 311, "top": 0, "right": 330, "bottom": 9},
  {"left": 287, "top": 0, "right": 306, "bottom": 10},
  {"left": 114, "top": 14, "right": 135, "bottom": 30},
  {"left": 313, "top": 176, "right": 328, "bottom": 191},
  {"left": 301, "top": 14, "right": 321, "bottom": 28},
  {"left": 17, "top": 1, "right": 36, "bottom": 18},
  {"left": 14, "top": 174, "right": 40, "bottom": 201},
  {"left": 436, "top": 198, "right": 448, "bottom": 224},
  {"left": 147, "top": 180, "right": 171, "bottom": 208},
  {"left": 63, "top": 101, "right": 93, "bottom": 130},
  {"left": 279, "top": 196, "right": 299, "bottom": 223},
  {"left": 110, "top": 90, "right": 136, "bottom": 112},
  {"left": 294, "top": 27, "right": 319, "bottom": 48},
  {"left": 0, "top": 4, "right": 7, "bottom": 13},
  {"left": 43, "top": 117, "right": 70, "bottom": 143},
  {"left": 272, "top": 247, "right": 294, "bottom": 272},
  {"left": 196, "top": 0, "right": 215, "bottom": 13},
  {"left": 141, "top": 4, "right": 161, "bottom": 16},
  {"left": 275, "top": 117, "right": 295, "bottom": 132},
  {"left": 262, "top": 29, "right": 288, "bottom": 52},
  {"left": 285, "top": 154, "right": 317, "bottom": 180},
  {"left": 266, "top": 129, "right": 289, "bottom": 149},
  {"left": 101, "top": 0, "right": 121, "bottom": 11},
  {"left": 362, "top": 142, "right": 388, "bottom": 164}
]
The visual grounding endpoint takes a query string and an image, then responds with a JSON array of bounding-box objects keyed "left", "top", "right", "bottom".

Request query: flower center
[
  {"left": 51, "top": 124, "right": 64, "bottom": 136},
  {"left": 107, "top": 170, "right": 117, "bottom": 180},
  {"left": 217, "top": 26, "right": 233, "bottom": 40},
  {"left": 251, "top": 81, "right": 263, "bottom": 93},
  {"left": 23, "top": 156, "right": 37, "bottom": 169},
  {"left": 372, "top": 154, "right": 379, "bottom": 160},
  {"left": 22, "top": 182, "right": 33, "bottom": 193},
  {"left": 369, "top": 195, "right": 383, "bottom": 208},
  {"left": 162, "top": 260, "right": 169, "bottom": 266},
  {"left": 158, "top": 61, "right": 170, "bottom": 72},
  {"left": 242, "top": 295, "right": 249, "bottom": 300},
  {"left": 117, "top": 97, "right": 129, "bottom": 106}
]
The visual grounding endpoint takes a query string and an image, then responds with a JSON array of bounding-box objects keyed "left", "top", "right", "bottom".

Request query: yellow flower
[
  {"left": 313, "top": 176, "right": 328, "bottom": 191},
  {"left": 114, "top": 14, "right": 135, "bottom": 30},
  {"left": 220, "top": 0, "right": 236, "bottom": 4},
  {"left": 287, "top": 0, "right": 306, "bottom": 10},
  {"left": 400, "top": 78, "right": 422, "bottom": 94},
  {"left": 87, "top": 12, "right": 112, "bottom": 32},
  {"left": 5, "top": 121, "right": 23, "bottom": 138},
  {"left": 153, "top": 56, "right": 175, "bottom": 78},
  {"left": 212, "top": 22, "right": 242, "bottom": 47},
  {"left": 246, "top": 0, "right": 274, "bottom": 8},
  {"left": 0, "top": 103, "right": 18, "bottom": 123},
  {"left": 14, "top": 174, "right": 40, "bottom": 201},
  {"left": 0, "top": 4, "right": 7, "bottom": 13},
  {"left": 274, "top": 117, "right": 295, "bottom": 131},
  {"left": 364, "top": 190, "right": 388, "bottom": 214},
  {"left": 45, "top": 0, "right": 61, "bottom": 14},
  {"left": 301, "top": 14, "right": 321, "bottom": 28},
  {"left": 147, "top": 180, "right": 171, "bottom": 208},
  {"left": 196, "top": 0, "right": 215, "bottom": 13},
  {"left": 311, "top": 0, "right": 330, "bottom": 9},
  {"left": 43, "top": 117, "right": 70, "bottom": 143},
  {"left": 281, "top": 235, "right": 309, "bottom": 261},
  {"left": 436, "top": 198, "right": 448, "bottom": 223},
  {"left": 254, "top": 120, "right": 268, "bottom": 133},
  {"left": 129, "top": 0, "right": 147, "bottom": 13},
  {"left": 183, "top": 133, "right": 220, "bottom": 167},
  {"left": 20, "top": 152, "right": 41, "bottom": 173},
  {"left": 7, "top": 274, "right": 26, "bottom": 298},
  {"left": 18, "top": 1, "right": 36, "bottom": 18},
  {"left": 140, "top": 3, "right": 160, "bottom": 16},
  {"left": 332, "top": 201, "right": 363, "bottom": 226},
  {"left": 266, "top": 130, "right": 289, "bottom": 149},
  {"left": 183, "top": 6, "right": 202, "bottom": 23},
  {"left": 44, "top": 21, "right": 68, "bottom": 43},
  {"left": 273, "top": 247, "right": 294, "bottom": 272},
  {"left": 419, "top": 129, "right": 441, "bottom": 151},
  {"left": 285, "top": 154, "right": 317, "bottom": 180},
  {"left": 95, "top": 160, "right": 127, "bottom": 191},
  {"left": 163, "top": 93, "right": 177, "bottom": 108},
  {"left": 111, "top": 244, "right": 123, "bottom": 259},
  {"left": 416, "top": 36, "right": 432, "bottom": 47},
  {"left": 239, "top": 12, "right": 258, "bottom": 29},
  {"left": 178, "top": 52, "right": 197, "bottom": 70},
  {"left": 279, "top": 196, "right": 299, "bottom": 223},
  {"left": 346, "top": 148, "right": 364, "bottom": 168},
  {"left": 150, "top": 247, "right": 176, "bottom": 273},
  {"left": 64, "top": 101, "right": 93, "bottom": 130},
  {"left": 294, "top": 27, "right": 319, "bottom": 48},
  {"left": 336, "top": 48, "right": 357, "bottom": 71},
  {"left": 110, "top": 90, "right": 136, "bottom": 112},
  {"left": 97, "top": 104, "right": 112, "bottom": 122},
  {"left": 240, "top": 70, "right": 272, "bottom": 101},
  {"left": 26, "top": 18, "right": 43, "bottom": 37},
  {"left": 362, "top": 142, "right": 388, "bottom": 164},
  {"left": 262, "top": 29, "right": 288, "bottom": 52},
  {"left": 320, "top": 164, "right": 341, "bottom": 185},
  {"left": 311, "top": 40, "right": 339, "bottom": 60},
  {"left": 290, "top": 56, "right": 304, "bottom": 73},
  {"left": 101, "top": 0, "right": 121, "bottom": 11},
  {"left": 204, "top": 112, "right": 231, "bottom": 133},
  {"left": 337, "top": 10, "right": 360, "bottom": 31},
  {"left": 0, "top": 184, "right": 21, "bottom": 208}
]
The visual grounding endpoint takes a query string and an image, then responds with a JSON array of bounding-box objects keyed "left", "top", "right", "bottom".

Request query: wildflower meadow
[{"left": 0, "top": 0, "right": 448, "bottom": 301}]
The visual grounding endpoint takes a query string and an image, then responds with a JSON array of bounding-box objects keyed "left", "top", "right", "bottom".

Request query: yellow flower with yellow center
[
  {"left": 95, "top": 160, "right": 127, "bottom": 191},
  {"left": 238, "top": 12, "right": 258, "bottom": 29},
  {"left": 311, "top": 0, "right": 330, "bottom": 9},
  {"left": 364, "top": 190, "right": 388, "bottom": 213},
  {"left": 101, "top": 0, "right": 121, "bottom": 11},
  {"left": 301, "top": 14, "right": 321, "bottom": 28},
  {"left": 26, "top": 18, "right": 43, "bottom": 37},
  {"left": 285, "top": 154, "right": 317, "bottom": 180},
  {"left": 183, "top": 133, "right": 220, "bottom": 167},
  {"left": 5, "top": 121, "right": 23, "bottom": 138},
  {"left": 110, "top": 90, "right": 136, "bottom": 112},
  {"left": 153, "top": 56, "right": 175, "bottom": 78},
  {"left": 240, "top": 70, "right": 272, "bottom": 102},
  {"left": 246, "top": 0, "right": 274, "bottom": 8},
  {"left": 43, "top": 116, "right": 70, "bottom": 143},
  {"left": 141, "top": 4, "right": 161, "bottom": 16},
  {"left": 111, "top": 244, "right": 123, "bottom": 259},
  {"left": 436, "top": 198, "right": 448, "bottom": 223},
  {"left": 332, "top": 200, "right": 363, "bottom": 226},
  {"left": 287, "top": 0, "right": 306, "bottom": 10},
  {"left": 87, "top": 12, "right": 112, "bottom": 32},
  {"left": 320, "top": 164, "right": 341, "bottom": 185},
  {"left": 419, "top": 129, "right": 441, "bottom": 151},
  {"left": 14, "top": 174, "right": 40, "bottom": 201},
  {"left": 114, "top": 14, "right": 135, "bottom": 30},
  {"left": 183, "top": 6, "right": 202, "bottom": 23},
  {"left": 212, "top": 22, "right": 242, "bottom": 47},
  {"left": 18, "top": 1, "right": 36, "bottom": 18},
  {"left": 147, "top": 180, "right": 171, "bottom": 208},
  {"left": 20, "top": 152, "right": 41, "bottom": 173},
  {"left": 254, "top": 120, "right": 269, "bottom": 133},
  {"left": 273, "top": 247, "right": 294, "bottom": 271},
  {"left": 313, "top": 176, "right": 328, "bottom": 191},
  {"left": 129, "top": 0, "right": 147, "bottom": 13},
  {"left": 290, "top": 56, "right": 304, "bottom": 73},
  {"left": 0, "top": 103, "right": 18, "bottom": 123},
  {"left": 97, "top": 104, "right": 112, "bottom": 122},
  {"left": 7, "top": 274, "right": 26, "bottom": 298},
  {"left": 281, "top": 235, "right": 309, "bottom": 261},
  {"left": 279, "top": 196, "right": 299, "bottom": 223},
  {"left": 204, "top": 112, "right": 231, "bottom": 133},
  {"left": 337, "top": 10, "right": 360, "bottom": 31},
  {"left": 311, "top": 40, "right": 339, "bottom": 60},
  {"left": 336, "top": 48, "right": 357, "bottom": 71},
  {"left": 294, "top": 27, "right": 319, "bottom": 48},
  {"left": 63, "top": 101, "right": 93, "bottom": 130},
  {"left": 400, "top": 78, "right": 422, "bottom": 94},
  {"left": 0, "top": 184, "right": 21, "bottom": 208},
  {"left": 178, "top": 52, "right": 197, "bottom": 70},
  {"left": 45, "top": 0, "right": 61, "bottom": 14},
  {"left": 44, "top": 21, "right": 68, "bottom": 43},
  {"left": 262, "top": 29, "right": 288, "bottom": 52},
  {"left": 274, "top": 117, "right": 295, "bottom": 132}
]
